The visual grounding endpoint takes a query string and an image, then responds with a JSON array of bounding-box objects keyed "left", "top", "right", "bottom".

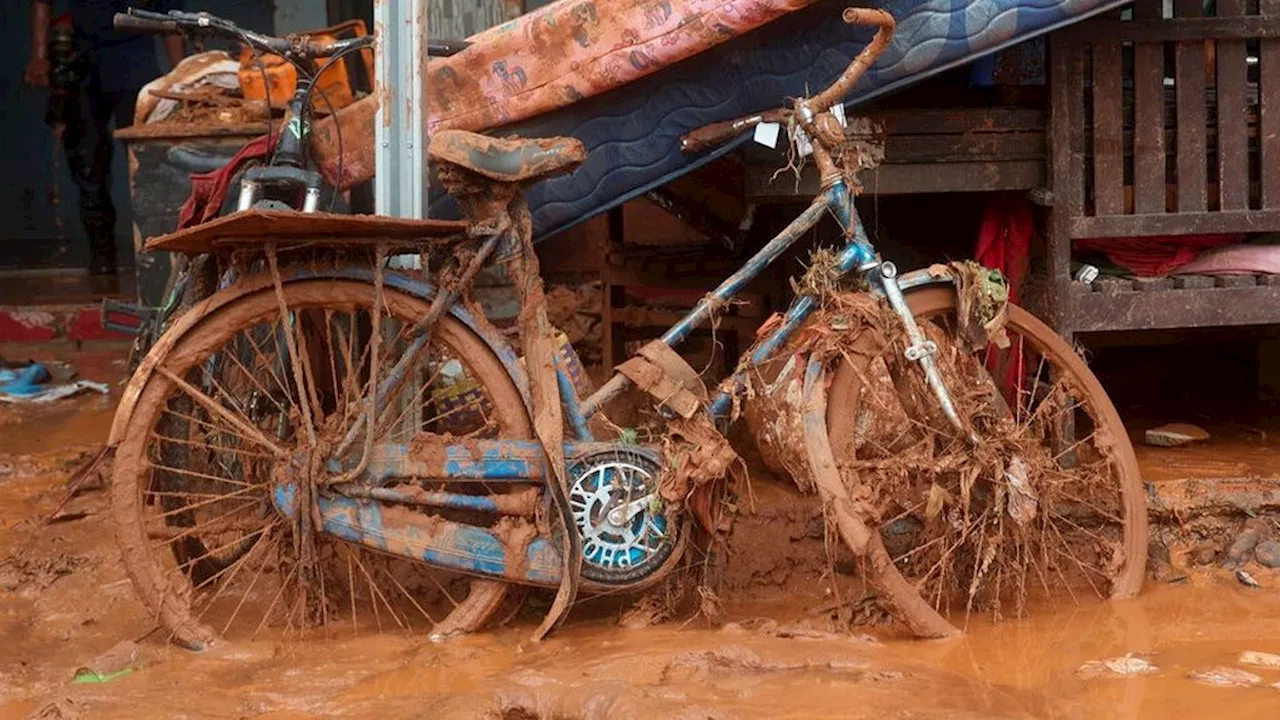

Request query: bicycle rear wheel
[
  {"left": 826, "top": 287, "right": 1146, "bottom": 634},
  {"left": 113, "top": 279, "right": 533, "bottom": 648}
]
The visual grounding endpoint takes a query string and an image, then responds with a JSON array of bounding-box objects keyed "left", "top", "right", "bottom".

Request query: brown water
[{"left": 2, "top": 349, "right": 1280, "bottom": 719}]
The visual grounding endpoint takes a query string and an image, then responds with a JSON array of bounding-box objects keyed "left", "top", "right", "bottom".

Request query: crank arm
[{"left": 606, "top": 493, "right": 658, "bottom": 527}]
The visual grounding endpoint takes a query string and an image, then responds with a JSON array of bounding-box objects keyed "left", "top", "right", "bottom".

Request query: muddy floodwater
[{"left": 3, "top": 349, "right": 1280, "bottom": 719}]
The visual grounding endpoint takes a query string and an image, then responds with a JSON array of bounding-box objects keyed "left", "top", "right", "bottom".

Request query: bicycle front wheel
[{"left": 826, "top": 287, "right": 1146, "bottom": 635}]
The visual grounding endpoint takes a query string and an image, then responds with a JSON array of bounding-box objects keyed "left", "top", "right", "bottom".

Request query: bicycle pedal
[{"left": 101, "top": 299, "right": 158, "bottom": 336}]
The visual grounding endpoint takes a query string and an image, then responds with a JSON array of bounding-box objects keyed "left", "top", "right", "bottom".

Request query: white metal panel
[{"left": 374, "top": 0, "right": 429, "bottom": 220}]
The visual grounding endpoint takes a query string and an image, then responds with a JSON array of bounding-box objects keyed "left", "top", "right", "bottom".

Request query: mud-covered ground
[{"left": 3, "top": 344, "right": 1280, "bottom": 719}]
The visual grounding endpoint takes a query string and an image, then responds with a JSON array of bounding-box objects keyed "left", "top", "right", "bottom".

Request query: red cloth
[
  {"left": 974, "top": 195, "right": 1034, "bottom": 303},
  {"left": 1074, "top": 234, "right": 1240, "bottom": 277},
  {"left": 974, "top": 196, "right": 1034, "bottom": 401},
  {"left": 177, "top": 134, "right": 274, "bottom": 229}
]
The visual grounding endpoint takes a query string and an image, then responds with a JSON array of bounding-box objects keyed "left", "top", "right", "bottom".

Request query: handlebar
[
  {"left": 803, "top": 8, "right": 894, "bottom": 116},
  {"left": 679, "top": 7, "right": 894, "bottom": 153},
  {"left": 115, "top": 7, "right": 469, "bottom": 58}
]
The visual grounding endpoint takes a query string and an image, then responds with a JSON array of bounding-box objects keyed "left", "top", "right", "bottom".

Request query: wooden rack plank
[
  {"left": 1263, "top": 0, "right": 1280, "bottom": 209},
  {"left": 1132, "top": 0, "right": 1166, "bottom": 214},
  {"left": 1174, "top": 0, "right": 1207, "bottom": 213},
  {"left": 1064, "top": 16, "right": 1280, "bottom": 43},
  {"left": 1217, "top": 0, "right": 1250, "bottom": 211},
  {"left": 1071, "top": 209, "right": 1280, "bottom": 238},
  {"left": 1093, "top": 43, "right": 1125, "bottom": 216},
  {"left": 1072, "top": 285, "right": 1280, "bottom": 332}
]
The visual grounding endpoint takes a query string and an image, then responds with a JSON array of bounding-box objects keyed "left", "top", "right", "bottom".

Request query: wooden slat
[
  {"left": 1093, "top": 43, "right": 1125, "bottom": 216},
  {"left": 744, "top": 129, "right": 1046, "bottom": 168},
  {"left": 1173, "top": 275, "right": 1216, "bottom": 289},
  {"left": 1072, "top": 285, "right": 1280, "bottom": 332},
  {"left": 874, "top": 108, "right": 1045, "bottom": 135},
  {"left": 1174, "top": 0, "right": 1207, "bottom": 212},
  {"left": 1047, "top": 33, "right": 1085, "bottom": 337},
  {"left": 1095, "top": 276, "right": 1135, "bottom": 294},
  {"left": 1216, "top": 274, "right": 1259, "bottom": 288},
  {"left": 1263, "top": 0, "right": 1280, "bottom": 209},
  {"left": 745, "top": 160, "right": 1044, "bottom": 199},
  {"left": 1064, "top": 16, "right": 1280, "bottom": 43},
  {"left": 1134, "top": 277, "right": 1174, "bottom": 292},
  {"left": 1071, "top": 209, "right": 1280, "bottom": 238},
  {"left": 1132, "top": 0, "right": 1166, "bottom": 214},
  {"left": 1053, "top": 39, "right": 1087, "bottom": 218},
  {"left": 1217, "top": 0, "right": 1250, "bottom": 211}
]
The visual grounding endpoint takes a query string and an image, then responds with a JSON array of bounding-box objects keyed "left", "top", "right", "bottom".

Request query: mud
[{"left": 5, "top": 345, "right": 1280, "bottom": 718}]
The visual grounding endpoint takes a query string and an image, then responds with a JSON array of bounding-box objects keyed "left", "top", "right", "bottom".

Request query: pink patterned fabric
[
  {"left": 1175, "top": 244, "right": 1280, "bottom": 276},
  {"left": 428, "top": 0, "right": 817, "bottom": 132}
]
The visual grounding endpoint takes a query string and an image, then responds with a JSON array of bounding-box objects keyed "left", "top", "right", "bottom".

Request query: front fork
[
  {"left": 829, "top": 186, "right": 971, "bottom": 441},
  {"left": 864, "top": 261, "right": 972, "bottom": 441}
]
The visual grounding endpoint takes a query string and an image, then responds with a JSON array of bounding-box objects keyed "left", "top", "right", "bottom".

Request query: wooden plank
[
  {"left": 1216, "top": 274, "right": 1259, "bottom": 288},
  {"left": 1174, "top": 0, "right": 1207, "bottom": 213},
  {"left": 1093, "top": 43, "right": 1125, "bottom": 216},
  {"left": 1132, "top": 0, "right": 1166, "bottom": 215},
  {"left": 872, "top": 108, "right": 1046, "bottom": 136},
  {"left": 1095, "top": 277, "right": 1135, "bottom": 294},
  {"left": 1134, "top": 277, "right": 1174, "bottom": 292},
  {"left": 602, "top": 208, "right": 623, "bottom": 372},
  {"left": 1063, "top": 16, "right": 1280, "bottom": 43},
  {"left": 1071, "top": 209, "right": 1280, "bottom": 238},
  {"left": 1047, "top": 33, "right": 1084, "bottom": 337},
  {"left": 743, "top": 130, "right": 1045, "bottom": 168},
  {"left": 1173, "top": 275, "right": 1216, "bottom": 289},
  {"left": 745, "top": 160, "right": 1044, "bottom": 200},
  {"left": 880, "top": 132, "right": 1045, "bottom": 164},
  {"left": 1263, "top": 0, "right": 1280, "bottom": 209},
  {"left": 1217, "top": 0, "right": 1250, "bottom": 211},
  {"left": 1073, "top": 285, "right": 1280, "bottom": 332}
]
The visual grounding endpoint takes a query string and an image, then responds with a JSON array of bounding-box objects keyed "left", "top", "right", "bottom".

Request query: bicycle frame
[{"left": 347, "top": 174, "right": 935, "bottom": 466}]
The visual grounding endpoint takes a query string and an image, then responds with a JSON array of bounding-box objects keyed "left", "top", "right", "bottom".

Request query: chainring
[{"left": 566, "top": 448, "right": 678, "bottom": 585}]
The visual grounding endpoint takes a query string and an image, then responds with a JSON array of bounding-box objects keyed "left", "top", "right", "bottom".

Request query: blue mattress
[{"left": 431, "top": 0, "right": 1127, "bottom": 240}]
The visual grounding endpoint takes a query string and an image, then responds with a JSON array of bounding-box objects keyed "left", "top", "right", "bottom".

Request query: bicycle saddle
[{"left": 429, "top": 130, "right": 585, "bottom": 183}]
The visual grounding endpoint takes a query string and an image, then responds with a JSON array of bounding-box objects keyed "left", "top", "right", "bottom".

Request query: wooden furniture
[
  {"left": 1047, "top": 0, "right": 1280, "bottom": 337},
  {"left": 745, "top": 107, "right": 1046, "bottom": 200}
]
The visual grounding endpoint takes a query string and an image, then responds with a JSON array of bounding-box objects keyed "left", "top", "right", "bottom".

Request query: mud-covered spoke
[
  {"left": 114, "top": 280, "right": 536, "bottom": 648},
  {"left": 826, "top": 289, "right": 1144, "bottom": 632}
]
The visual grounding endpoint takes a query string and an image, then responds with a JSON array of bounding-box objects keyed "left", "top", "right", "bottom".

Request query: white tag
[
  {"left": 832, "top": 103, "right": 848, "bottom": 128},
  {"left": 794, "top": 127, "right": 814, "bottom": 158},
  {"left": 753, "top": 122, "right": 781, "bottom": 149}
]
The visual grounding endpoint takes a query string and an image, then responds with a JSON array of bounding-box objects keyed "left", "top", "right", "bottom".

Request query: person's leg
[{"left": 62, "top": 77, "right": 118, "bottom": 276}]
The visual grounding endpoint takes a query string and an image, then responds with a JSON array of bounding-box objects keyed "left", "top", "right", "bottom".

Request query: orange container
[{"left": 238, "top": 19, "right": 375, "bottom": 113}]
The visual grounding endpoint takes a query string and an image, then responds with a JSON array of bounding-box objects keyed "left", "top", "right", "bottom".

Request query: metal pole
[
  {"left": 374, "top": 0, "right": 429, "bottom": 431},
  {"left": 375, "top": 0, "right": 430, "bottom": 222}
]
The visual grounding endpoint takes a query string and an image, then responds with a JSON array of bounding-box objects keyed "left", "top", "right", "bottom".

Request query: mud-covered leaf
[{"left": 925, "top": 483, "right": 953, "bottom": 521}]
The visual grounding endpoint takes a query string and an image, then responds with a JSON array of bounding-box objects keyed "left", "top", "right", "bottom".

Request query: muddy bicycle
[{"left": 106, "top": 7, "right": 1147, "bottom": 649}]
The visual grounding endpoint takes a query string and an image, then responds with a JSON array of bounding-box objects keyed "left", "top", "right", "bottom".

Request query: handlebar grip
[
  {"left": 113, "top": 12, "right": 181, "bottom": 35},
  {"left": 680, "top": 108, "right": 789, "bottom": 154},
  {"left": 427, "top": 39, "right": 471, "bottom": 57},
  {"left": 681, "top": 119, "right": 746, "bottom": 154}
]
